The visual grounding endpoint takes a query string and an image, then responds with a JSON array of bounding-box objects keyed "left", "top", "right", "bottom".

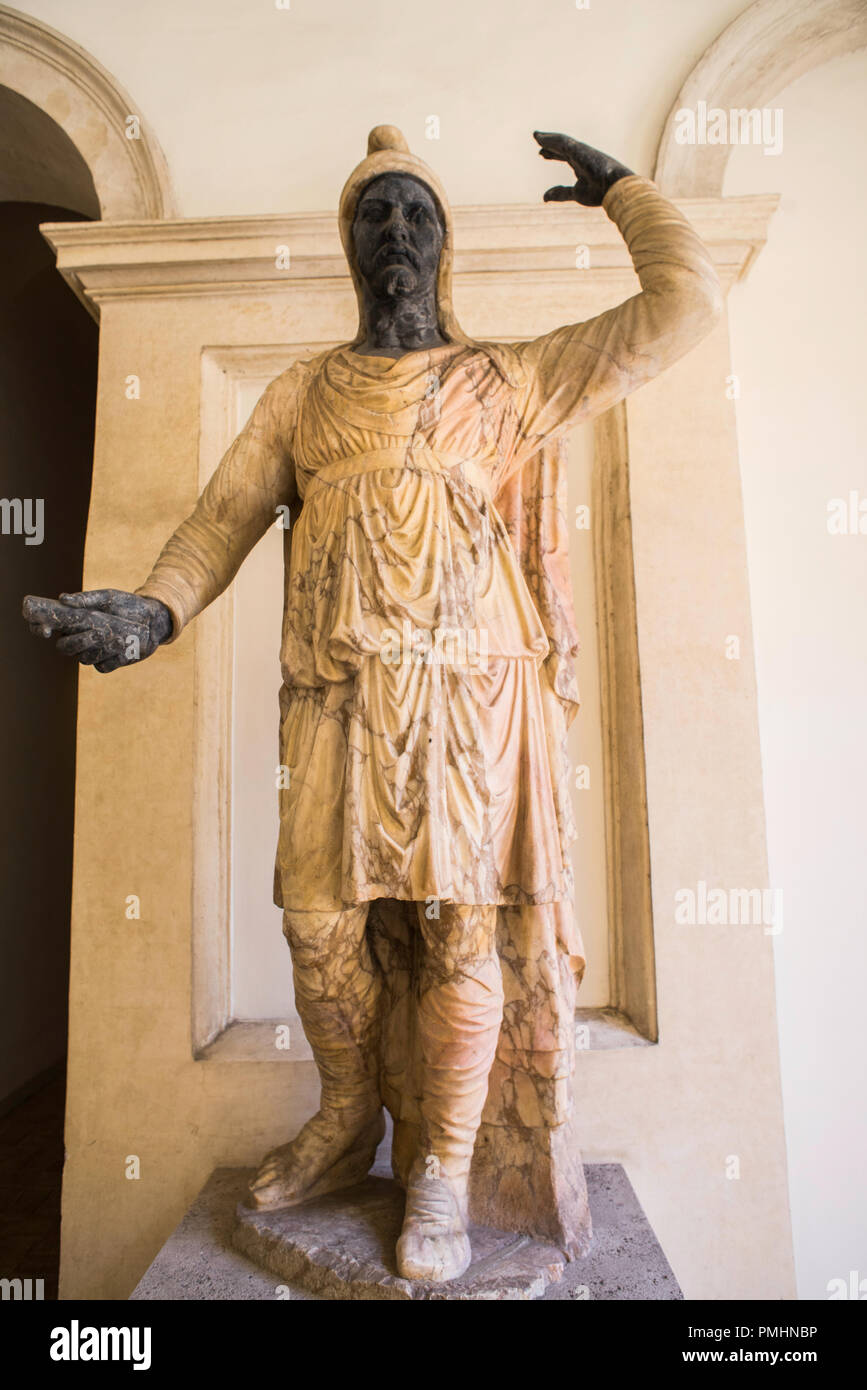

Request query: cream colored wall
[
  {"left": 16, "top": 0, "right": 746, "bottom": 214},
  {"left": 230, "top": 375, "right": 290, "bottom": 1020},
  {"left": 565, "top": 425, "right": 611, "bottom": 1004},
  {"left": 725, "top": 48, "right": 867, "bottom": 1301}
]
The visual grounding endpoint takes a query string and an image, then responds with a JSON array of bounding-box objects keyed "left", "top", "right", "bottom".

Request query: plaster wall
[
  {"left": 14, "top": 0, "right": 748, "bottom": 215},
  {"left": 725, "top": 49, "right": 867, "bottom": 1300}
]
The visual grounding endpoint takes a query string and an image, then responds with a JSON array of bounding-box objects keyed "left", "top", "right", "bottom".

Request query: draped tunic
[
  {"left": 278, "top": 342, "right": 573, "bottom": 909},
  {"left": 137, "top": 174, "right": 722, "bottom": 926}
]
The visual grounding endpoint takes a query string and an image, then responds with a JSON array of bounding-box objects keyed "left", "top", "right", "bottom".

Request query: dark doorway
[{"left": 0, "top": 199, "right": 98, "bottom": 1298}]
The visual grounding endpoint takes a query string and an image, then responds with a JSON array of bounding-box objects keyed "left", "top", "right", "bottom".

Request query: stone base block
[
  {"left": 234, "top": 1174, "right": 567, "bottom": 1300},
  {"left": 130, "top": 1164, "right": 682, "bottom": 1301}
]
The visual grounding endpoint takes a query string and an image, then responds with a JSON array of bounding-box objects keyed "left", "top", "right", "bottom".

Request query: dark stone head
[{"left": 352, "top": 172, "right": 445, "bottom": 302}]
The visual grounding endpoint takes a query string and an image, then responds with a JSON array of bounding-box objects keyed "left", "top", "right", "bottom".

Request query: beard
[{"left": 379, "top": 263, "right": 418, "bottom": 298}]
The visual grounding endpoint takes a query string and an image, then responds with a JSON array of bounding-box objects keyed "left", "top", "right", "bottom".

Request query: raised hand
[
  {"left": 533, "top": 131, "right": 633, "bottom": 207},
  {"left": 22, "top": 589, "right": 172, "bottom": 674}
]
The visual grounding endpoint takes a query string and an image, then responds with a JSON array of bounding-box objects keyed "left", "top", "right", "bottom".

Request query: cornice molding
[{"left": 42, "top": 195, "right": 779, "bottom": 320}]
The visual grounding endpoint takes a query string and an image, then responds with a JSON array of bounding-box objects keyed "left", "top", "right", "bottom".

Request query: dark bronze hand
[
  {"left": 533, "top": 131, "right": 633, "bottom": 207},
  {"left": 22, "top": 589, "right": 172, "bottom": 674}
]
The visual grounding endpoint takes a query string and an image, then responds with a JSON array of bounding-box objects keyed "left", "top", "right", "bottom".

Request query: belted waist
[{"left": 298, "top": 447, "right": 493, "bottom": 501}]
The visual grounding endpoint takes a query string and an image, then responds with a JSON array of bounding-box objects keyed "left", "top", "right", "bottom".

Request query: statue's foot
[
  {"left": 248, "top": 1107, "right": 384, "bottom": 1212},
  {"left": 396, "top": 1165, "right": 472, "bottom": 1283}
]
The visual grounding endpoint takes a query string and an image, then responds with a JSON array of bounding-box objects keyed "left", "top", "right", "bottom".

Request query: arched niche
[
  {"left": 654, "top": 0, "right": 867, "bottom": 197},
  {"left": 0, "top": 2, "right": 175, "bottom": 219},
  {"left": 0, "top": 85, "right": 99, "bottom": 216}
]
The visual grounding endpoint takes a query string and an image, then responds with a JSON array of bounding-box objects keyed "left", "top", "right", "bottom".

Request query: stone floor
[{"left": 0, "top": 1066, "right": 65, "bottom": 1299}]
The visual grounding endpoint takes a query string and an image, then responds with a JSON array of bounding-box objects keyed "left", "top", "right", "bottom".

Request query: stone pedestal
[
  {"left": 234, "top": 1175, "right": 567, "bottom": 1300},
  {"left": 130, "top": 1163, "right": 682, "bottom": 1301}
]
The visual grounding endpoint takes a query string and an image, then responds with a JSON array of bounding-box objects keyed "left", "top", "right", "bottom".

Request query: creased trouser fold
[
  {"left": 282, "top": 905, "right": 383, "bottom": 1125},
  {"left": 414, "top": 904, "right": 504, "bottom": 1193}
]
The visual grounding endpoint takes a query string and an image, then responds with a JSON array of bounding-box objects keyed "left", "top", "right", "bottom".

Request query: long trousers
[{"left": 282, "top": 901, "right": 504, "bottom": 1186}]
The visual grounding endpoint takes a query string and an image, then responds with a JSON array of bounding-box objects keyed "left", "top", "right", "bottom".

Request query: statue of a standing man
[{"left": 24, "top": 127, "right": 720, "bottom": 1283}]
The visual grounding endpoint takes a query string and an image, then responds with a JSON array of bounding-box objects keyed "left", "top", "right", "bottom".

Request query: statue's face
[{"left": 352, "top": 173, "right": 444, "bottom": 301}]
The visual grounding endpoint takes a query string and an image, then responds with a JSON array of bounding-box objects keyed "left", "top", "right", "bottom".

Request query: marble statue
[{"left": 23, "top": 127, "right": 721, "bottom": 1283}]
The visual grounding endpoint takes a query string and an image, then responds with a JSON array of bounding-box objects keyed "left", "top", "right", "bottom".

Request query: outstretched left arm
[{"left": 512, "top": 132, "right": 723, "bottom": 453}]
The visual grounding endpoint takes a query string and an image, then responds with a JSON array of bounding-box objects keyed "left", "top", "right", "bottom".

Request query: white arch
[
  {"left": 654, "top": 0, "right": 867, "bottom": 197},
  {"left": 0, "top": 3, "right": 176, "bottom": 219}
]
